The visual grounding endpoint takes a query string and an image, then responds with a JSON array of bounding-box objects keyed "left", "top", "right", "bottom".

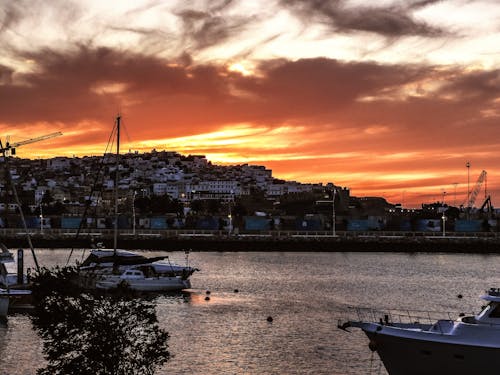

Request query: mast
[
  {"left": 113, "top": 115, "right": 121, "bottom": 254},
  {"left": 0, "top": 132, "right": 62, "bottom": 272}
]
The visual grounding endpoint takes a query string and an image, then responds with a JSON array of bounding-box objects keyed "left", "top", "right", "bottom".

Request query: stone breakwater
[{"left": 2, "top": 233, "right": 500, "bottom": 253}]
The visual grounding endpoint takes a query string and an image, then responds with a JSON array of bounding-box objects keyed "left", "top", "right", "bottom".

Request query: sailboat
[
  {"left": 0, "top": 132, "right": 62, "bottom": 319},
  {"left": 78, "top": 115, "right": 196, "bottom": 292}
]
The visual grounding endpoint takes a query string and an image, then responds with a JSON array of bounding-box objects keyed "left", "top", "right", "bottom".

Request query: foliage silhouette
[{"left": 30, "top": 266, "right": 170, "bottom": 375}]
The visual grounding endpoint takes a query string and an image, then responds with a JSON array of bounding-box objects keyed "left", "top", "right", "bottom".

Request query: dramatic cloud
[
  {"left": 1, "top": 0, "right": 499, "bottom": 206},
  {"left": 282, "top": 0, "right": 446, "bottom": 37}
]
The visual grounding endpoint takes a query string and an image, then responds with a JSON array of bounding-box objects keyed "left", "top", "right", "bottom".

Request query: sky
[{"left": 0, "top": 0, "right": 499, "bottom": 208}]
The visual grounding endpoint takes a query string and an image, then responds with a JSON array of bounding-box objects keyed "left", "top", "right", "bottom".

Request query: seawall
[{"left": 3, "top": 232, "right": 500, "bottom": 253}]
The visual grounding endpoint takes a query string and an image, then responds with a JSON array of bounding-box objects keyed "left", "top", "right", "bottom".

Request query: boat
[
  {"left": 338, "top": 288, "right": 500, "bottom": 375},
  {"left": 94, "top": 266, "right": 191, "bottom": 292},
  {"left": 0, "top": 245, "right": 33, "bottom": 319},
  {"left": 80, "top": 244, "right": 198, "bottom": 278},
  {"left": 77, "top": 115, "right": 197, "bottom": 292}
]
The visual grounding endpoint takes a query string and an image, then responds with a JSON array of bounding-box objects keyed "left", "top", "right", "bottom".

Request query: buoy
[
  {"left": 457, "top": 294, "right": 463, "bottom": 299},
  {"left": 234, "top": 289, "right": 239, "bottom": 293},
  {"left": 206, "top": 290, "right": 211, "bottom": 295},
  {"left": 267, "top": 316, "right": 273, "bottom": 322},
  {"left": 205, "top": 296, "right": 210, "bottom": 301}
]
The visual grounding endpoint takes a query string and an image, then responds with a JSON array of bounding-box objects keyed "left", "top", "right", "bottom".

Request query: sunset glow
[{"left": 1, "top": 0, "right": 499, "bottom": 207}]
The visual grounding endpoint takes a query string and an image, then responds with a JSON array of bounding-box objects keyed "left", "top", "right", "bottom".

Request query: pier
[{"left": 2, "top": 228, "right": 500, "bottom": 253}]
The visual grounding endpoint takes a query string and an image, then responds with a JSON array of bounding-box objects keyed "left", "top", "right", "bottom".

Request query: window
[{"left": 489, "top": 303, "right": 500, "bottom": 318}]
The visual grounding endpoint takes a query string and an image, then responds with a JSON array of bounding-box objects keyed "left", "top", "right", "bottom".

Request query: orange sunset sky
[{"left": 0, "top": 0, "right": 499, "bottom": 208}]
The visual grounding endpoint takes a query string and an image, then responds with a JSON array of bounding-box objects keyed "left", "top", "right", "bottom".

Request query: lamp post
[
  {"left": 332, "top": 189, "right": 336, "bottom": 237},
  {"left": 228, "top": 190, "right": 234, "bottom": 236},
  {"left": 442, "top": 214, "right": 447, "bottom": 237},
  {"left": 316, "top": 188, "right": 337, "bottom": 236},
  {"left": 466, "top": 161, "right": 470, "bottom": 219},
  {"left": 39, "top": 193, "right": 44, "bottom": 234},
  {"left": 132, "top": 190, "right": 137, "bottom": 235}
]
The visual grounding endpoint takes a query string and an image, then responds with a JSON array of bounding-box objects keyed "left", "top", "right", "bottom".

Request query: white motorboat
[
  {"left": 80, "top": 246, "right": 198, "bottom": 278},
  {"left": 339, "top": 288, "right": 500, "bottom": 375},
  {"left": 95, "top": 266, "right": 191, "bottom": 292},
  {"left": 76, "top": 116, "right": 196, "bottom": 293}
]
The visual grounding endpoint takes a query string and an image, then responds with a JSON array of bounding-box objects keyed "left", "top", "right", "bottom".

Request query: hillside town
[{"left": 0, "top": 150, "right": 497, "bottom": 233}]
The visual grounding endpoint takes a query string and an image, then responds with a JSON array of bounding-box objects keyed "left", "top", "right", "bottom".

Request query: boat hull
[
  {"left": 0, "top": 295, "right": 8, "bottom": 320},
  {"left": 365, "top": 329, "right": 500, "bottom": 375},
  {"left": 95, "top": 276, "right": 191, "bottom": 292}
]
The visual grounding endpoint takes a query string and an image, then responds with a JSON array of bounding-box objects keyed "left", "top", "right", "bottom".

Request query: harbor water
[{"left": 0, "top": 249, "right": 498, "bottom": 374}]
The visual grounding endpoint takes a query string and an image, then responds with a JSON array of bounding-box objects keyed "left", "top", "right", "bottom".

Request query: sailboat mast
[{"left": 113, "top": 115, "right": 121, "bottom": 253}]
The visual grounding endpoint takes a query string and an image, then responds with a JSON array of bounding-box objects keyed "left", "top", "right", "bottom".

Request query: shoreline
[{"left": 3, "top": 233, "right": 500, "bottom": 253}]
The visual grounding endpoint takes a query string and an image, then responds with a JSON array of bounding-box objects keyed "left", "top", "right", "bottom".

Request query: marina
[{"left": 1, "top": 249, "right": 499, "bottom": 374}]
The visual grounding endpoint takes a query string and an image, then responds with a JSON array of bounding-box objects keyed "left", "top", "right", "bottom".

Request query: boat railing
[{"left": 346, "top": 306, "right": 474, "bottom": 330}]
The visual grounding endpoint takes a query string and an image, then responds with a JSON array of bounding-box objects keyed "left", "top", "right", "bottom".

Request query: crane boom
[
  {"left": 467, "top": 170, "right": 487, "bottom": 208},
  {"left": 1, "top": 131, "right": 62, "bottom": 155}
]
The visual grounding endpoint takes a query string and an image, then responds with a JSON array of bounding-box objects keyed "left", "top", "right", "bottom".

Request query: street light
[
  {"left": 227, "top": 190, "right": 234, "bottom": 236},
  {"left": 316, "top": 188, "right": 337, "bottom": 237},
  {"left": 442, "top": 214, "right": 447, "bottom": 237},
  {"left": 466, "top": 161, "right": 470, "bottom": 219},
  {"left": 132, "top": 190, "right": 137, "bottom": 235},
  {"left": 39, "top": 193, "right": 44, "bottom": 234}
]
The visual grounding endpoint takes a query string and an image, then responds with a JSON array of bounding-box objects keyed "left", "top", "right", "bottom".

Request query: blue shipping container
[
  {"left": 347, "top": 219, "right": 370, "bottom": 231},
  {"left": 244, "top": 216, "right": 270, "bottom": 231},
  {"left": 400, "top": 220, "right": 412, "bottom": 231},
  {"left": 61, "top": 217, "right": 83, "bottom": 229},
  {"left": 295, "top": 218, "right": 322, "bottom": 231},
  {"left": 454, "top": 220, "right": 482, "bottom": 232},
  {"left": 196, "top": 217, "right": 219, "bottom": 230},
  {"left": 416, "top": 219, "right": 441, "bottom": 232},
  {"left": 25, "top": 216, "right": 40, "bottom": 229},
  {"left": 150, "top": 217, "right": 167, "bottom": 229}
]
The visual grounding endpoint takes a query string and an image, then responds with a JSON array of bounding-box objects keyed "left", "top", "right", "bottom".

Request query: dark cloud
[
  {"left": 1, "top": 45, "right": 498, "bottom": 154},
  {"left": 0, "top": 64, "right": 14, "bottom": 85},
  {"left": 175, "top": 2, "right": 257, "bottom": 51},
  {"left": 282, "top": 0, "right": 445, "bottom": 37}
]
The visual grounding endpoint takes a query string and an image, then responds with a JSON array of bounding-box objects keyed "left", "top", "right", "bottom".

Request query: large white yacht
[{"left": 339, "top": 288, "right": 500, "bottom": 375}]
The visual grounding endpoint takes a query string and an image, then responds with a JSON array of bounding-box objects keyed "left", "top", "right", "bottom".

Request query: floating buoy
[
  {"left": 457, "top": 294, "right": 463, "bottom": 299},
  {"left": 206, "top": 290, "right": 211, "bottom": 295},
  {"left": 234, "top": 289, "right": 239, "bottom": 293},
  {"left": 205, "top": 296, "right": 210, "bottom": 301},
  {"left": 267, "top": 316, "right": 273, "bottom": 322}
]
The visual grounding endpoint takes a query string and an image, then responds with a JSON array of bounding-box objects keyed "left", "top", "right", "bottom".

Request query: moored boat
[
  {"left": 0, "top": 246, "right": 33, "bottom": 319},
  {"left": 80, "top": 245, "right": 198, "bottom": 278},
  {"left": 339, "top": 288, "right": 500, "bottom": 375},
  {"left": 94, "top": 266, "right": 191, "bottom": 292},
  {"left": 75, "top": 115, "right": 197, "bottom": 293}
]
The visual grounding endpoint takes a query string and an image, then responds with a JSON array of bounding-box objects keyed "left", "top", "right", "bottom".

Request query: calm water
[{"left": 0, "top": 249, "right": 498, "bottom": 374}]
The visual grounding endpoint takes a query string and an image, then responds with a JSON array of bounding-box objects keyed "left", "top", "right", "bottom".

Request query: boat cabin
[{"left": 474, "top": 288, "right": 500, "bottom": 324}]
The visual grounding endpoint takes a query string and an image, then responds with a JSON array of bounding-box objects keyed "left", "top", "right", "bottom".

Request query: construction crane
[
  {"left": 480, "top": 195, "right": 493, "bottom": 218},
  {"left": 465, "top": 170, "right": 487, "bottom": 209},
  {"left": 0, "top": 131, "right": 62, "bottom": 271},
  {"left": 0, "top": 132, "right": 62, "bottom": 156}
]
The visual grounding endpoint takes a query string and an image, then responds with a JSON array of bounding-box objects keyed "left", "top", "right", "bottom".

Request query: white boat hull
[
  {"left": 363, "top": 327, "right": 500, "bottom": 375},
  {"left": 96, "top": 276, "right": 191, "bottom": 292}
]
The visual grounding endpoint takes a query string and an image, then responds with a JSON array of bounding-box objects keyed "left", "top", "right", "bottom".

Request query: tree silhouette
[{"left": 31, "top": 267, "right": 170, "bottom": 375}]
